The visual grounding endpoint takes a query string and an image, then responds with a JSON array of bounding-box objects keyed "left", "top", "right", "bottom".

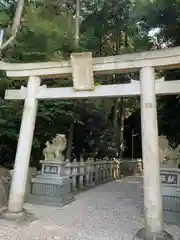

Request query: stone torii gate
[{"left": 1, "top": 47, "right": 180, "bottom": 239}]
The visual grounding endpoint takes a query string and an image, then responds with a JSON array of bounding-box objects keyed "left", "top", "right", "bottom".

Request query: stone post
[
  {"left": 72, "top": 159, "right": 78, "bottom": 192},
  {"left": 134, "top": 67, "right": 173, "bottom": 240},
  {"left": 106, "top": 162, "right": 109, "bottom": 180},
  {"left": 94, "top": 161, "right": 100, "bottom": 184},
  {"left": 79, "top": 158, "right": 85, "bottom": 189},
  {"left": 108, "top": 162, "right": 111, "bottom": 180},
  {"left": 113, "top": 159, "right": 117, "bottom": 179},
  {"left": 97, "top": 162, "right": 100, "bottom": 182},
  {"left": 5, "top": 76, "right": 41, "bottom": 217},
  {"left": 105, "top": 162, "right": 107, "bottom": 180},
  {"left": 116, "top": 159, "right": 120, "bottom": 179},
  {"left": 90, "top": 159, "right": 95, "bottom": 186},
  {"left": 110, "top": 160, "right": 113, "bottom": 180},
  {"left": 102, "top": 161, "right": 106, "bottom": 181},
  {"left": 104, "top": 161, "right": 108, "bottom": 181},
  {"left": 85, "top": 159, "right": 91, "bottom": 187},
  {"left": 114, "top": 160, "right": 118, "bottom": 179},
  {"left": 64, "top": 158, "right": 73, "bottom": 192},
  {"left": 64, "top": 159, "right": 72, "bottom": 178},
  {"left": 100, "top": 162, "right": 104, "bottom": 182}
]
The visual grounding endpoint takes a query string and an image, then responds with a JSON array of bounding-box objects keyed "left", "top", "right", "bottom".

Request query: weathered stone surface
[
  {"left": 133, "top": 228, "right": 173, "bottom": 240},
  {"left": 0, "top": 167, "right": 11, "bottom": 206}
]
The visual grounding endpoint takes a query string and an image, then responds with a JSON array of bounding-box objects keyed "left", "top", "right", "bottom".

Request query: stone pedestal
[
  {"left": 133, "top": 228, "right": 173, "bottom": 240},
  {"left": 27, "top": 160, "right": 74, "bottom": 207},
  {"left": 160, "top": 168, "right": 180, "bottom": 224}
]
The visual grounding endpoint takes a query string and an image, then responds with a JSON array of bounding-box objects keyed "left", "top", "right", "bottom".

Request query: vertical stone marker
[{"left": 133, "top": 67, "right": 173, "bottom": 240}]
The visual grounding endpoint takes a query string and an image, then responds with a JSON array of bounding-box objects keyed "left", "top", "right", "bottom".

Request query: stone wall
[{"left": 0, "top": 167, "right": 11, "bottom": 206}]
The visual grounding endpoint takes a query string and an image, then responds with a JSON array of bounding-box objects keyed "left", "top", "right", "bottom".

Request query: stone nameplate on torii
[{"left": 71, "top": 52, "right": 94, "bottom": 91}]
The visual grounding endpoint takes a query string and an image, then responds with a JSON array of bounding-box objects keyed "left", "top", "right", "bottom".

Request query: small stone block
[
  {"left": 133, "top": 228, "right": 174, "bottom": 240},
  {"left": 71, "top": 52, "right": 94, "bottom": 91}
]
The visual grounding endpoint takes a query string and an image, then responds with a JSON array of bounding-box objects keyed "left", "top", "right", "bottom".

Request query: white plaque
[{"left": 71, "top": 52, "right": 94, "bottom": 91}]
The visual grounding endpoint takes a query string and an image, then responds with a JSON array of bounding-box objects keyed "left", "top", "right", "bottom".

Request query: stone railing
[
  {"left": 6, "top": 158, "right": 145, "bottom": 208},
  {"left": 10, "top": 158, "right": 120, "bottom": 204},
  {"left": 64, "top": 158, "right": 121, "bottom": 192},
  {"left": 11, "top": 158, "right": 143, "bottom": 201},
  {"left": 23, "top": 158, "right": 143, "bottom": 199}
]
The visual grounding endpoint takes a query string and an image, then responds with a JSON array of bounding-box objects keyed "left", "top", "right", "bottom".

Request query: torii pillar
[
  {"left": 2, "top": 76, "right": 41, "bottom": 219},
  {"left": 134, "top": 67, "right": 173, "bottom": 240}
]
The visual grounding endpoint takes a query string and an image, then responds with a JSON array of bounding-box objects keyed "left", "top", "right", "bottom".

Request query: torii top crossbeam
[
  {"left": 2, "top": 46, "right": 180, "bottom": 100},
  {"left": 1, "top": 46, "right": 180, "bottom": 79}
]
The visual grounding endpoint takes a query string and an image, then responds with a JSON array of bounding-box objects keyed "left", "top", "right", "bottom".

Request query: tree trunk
[
  {"left": 118, "top": 100, "right": 125, "bottom": 158},
  {"left": 114, "top": 98, "right": 124, "bottom": 158},
  {"left": 124, "top": 27, "right": 128, "bottom": 48},
  {"left": 75, "top": 0, "right": 80, "bottom": 47},
  {"left": 114, "top": 98, "right": 119, "bottom": 157},
  {"left": 66, "top": 122, "right": 74, "bottom": 160},
  {"left": 0, "top": 0, "right": 25, "bottom": 50}
]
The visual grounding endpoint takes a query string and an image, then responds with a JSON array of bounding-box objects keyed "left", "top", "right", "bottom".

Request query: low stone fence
[
  {"left": 25, "top": 158, "right": 143, "bottom": 197},
  {"left": 8, "top": 158, "right": 145, "bottom": 207},
  {"left": 29, "top": 158, "right": 120, "bottom": 193},
  {"left": 62, "top": 158, "right": 120, "bottom": 192},
  {"left": 8, "top": 158, "right": 121, "bottom": 207}
]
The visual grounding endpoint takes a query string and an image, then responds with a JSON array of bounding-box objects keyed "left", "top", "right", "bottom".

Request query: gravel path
[{"left": 0, "top": 176, "right": 180, "bottom": 240}]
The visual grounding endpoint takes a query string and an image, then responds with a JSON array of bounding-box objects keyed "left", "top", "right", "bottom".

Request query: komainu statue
[
  {"left": 43, "top": 134, "right": 67, "bottom": 161},
  {"left": 159, "top": 135, "right": 180, "bottom": 168}
]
